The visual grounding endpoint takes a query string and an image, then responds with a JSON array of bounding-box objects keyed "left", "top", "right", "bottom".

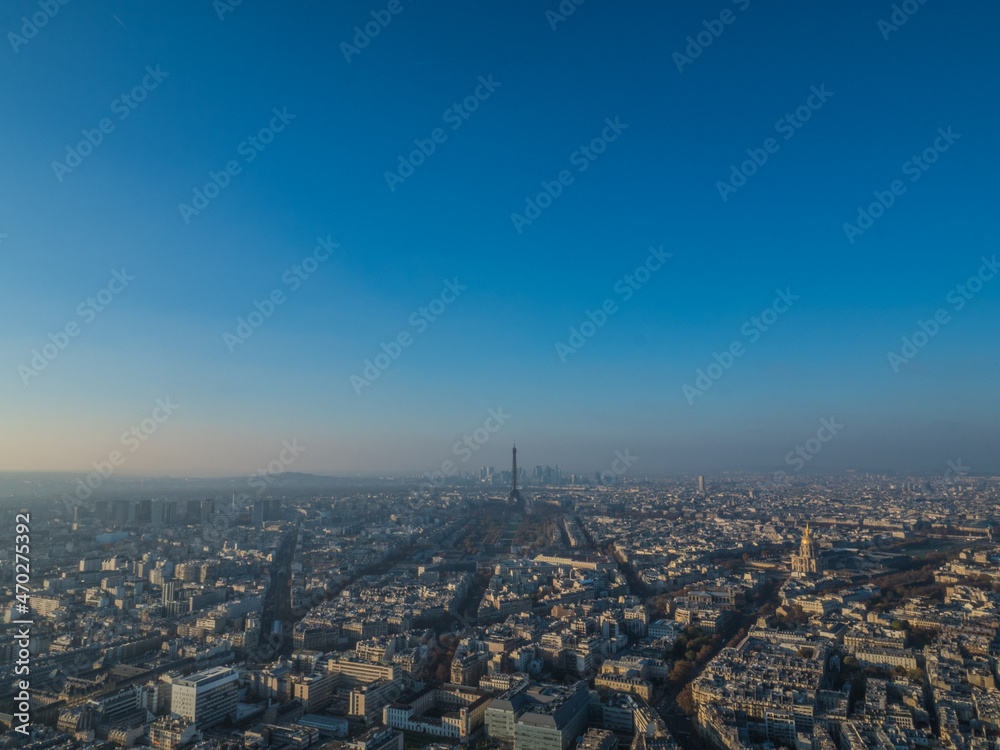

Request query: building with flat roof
[
  {"left": 170, "top": 666, "right": 237, "bottom": 729},
  {"left": 348, "top": 727, "right": 404, "bottom": 750},
  {"left": 296, "top": 713, "right": 349, "bottom": 738},
  {"left": 350, "top": 678, "right": 404, "bottom": 722},
  {"left": 383, "top": 685, "right": 492, "bottom": 742},
  {"left": 578, "top": 728, "right": 618, "bottom": 750},
  {"left": 327, "top": 655, "right": 400, "bottom": 684},
  {"left": 150, "top": 716, "right": 197, "bottom": 750},
  {"left": 291, "top": 671, "right": 339, "bottom": 713},
  {"left": 485, "top": 681, "right": 589, "bottom": 750}
]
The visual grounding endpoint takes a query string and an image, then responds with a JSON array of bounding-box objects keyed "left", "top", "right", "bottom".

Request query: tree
[
  {"left": 671, "top": 638, "right": 688, "bottom": 659},
  {"left": 651, "top": 595, "right": 673, "bottom": 617},
  {"left": 668, "top": 660, "right": 693, "bottom": 688},
  {"left": 676, "top": 684, "right": 696, "bottom": 715},
  {"left": 786, "top": 605, "right": 808, "bottom": 626},
  {"left": 690, "top": 637, "right": 709, "bottom": 653}
]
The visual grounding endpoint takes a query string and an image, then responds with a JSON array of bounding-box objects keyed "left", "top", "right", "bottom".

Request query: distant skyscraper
[
  {"left": 252, "top": 498, "right": 280, "bottom": 525},
  {"left": 112, "top": 499, "right": 131, "bottom": 525},
  {"left": 162, "top": 580, "right": 177, "bottom": 604},
  {"left": 155, "top": 499, "right": 175, "bottom": 525},
  {"left": 698, "top": 476, "right": 705, "bottom": 493}
]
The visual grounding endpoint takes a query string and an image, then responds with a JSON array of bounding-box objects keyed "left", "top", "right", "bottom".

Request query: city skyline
[{"left": 6, "top": 3, "right": 1000, "bottom": 749}]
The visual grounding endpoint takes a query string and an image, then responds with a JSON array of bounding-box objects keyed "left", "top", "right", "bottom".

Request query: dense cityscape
[
  {"left": 5, "top": 2, "right": 998, "bottom": 750},
  {"left": 3, "top": 456, "right": 999, "bottom": 750}
]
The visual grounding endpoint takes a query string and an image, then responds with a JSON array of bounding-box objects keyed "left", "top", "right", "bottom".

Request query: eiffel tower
[{"left": 508, "top": 444, "right": 524, "bottom": 509}]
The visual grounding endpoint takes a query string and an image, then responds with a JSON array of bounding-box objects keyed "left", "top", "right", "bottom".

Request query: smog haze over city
[{"left": 2, "top": 3, "right": 1000, "bottom": 750}]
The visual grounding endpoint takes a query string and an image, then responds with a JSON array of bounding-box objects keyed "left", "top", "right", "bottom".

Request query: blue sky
[{"left": 1, "top": 0, "right": 998, "bottom": 477}]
